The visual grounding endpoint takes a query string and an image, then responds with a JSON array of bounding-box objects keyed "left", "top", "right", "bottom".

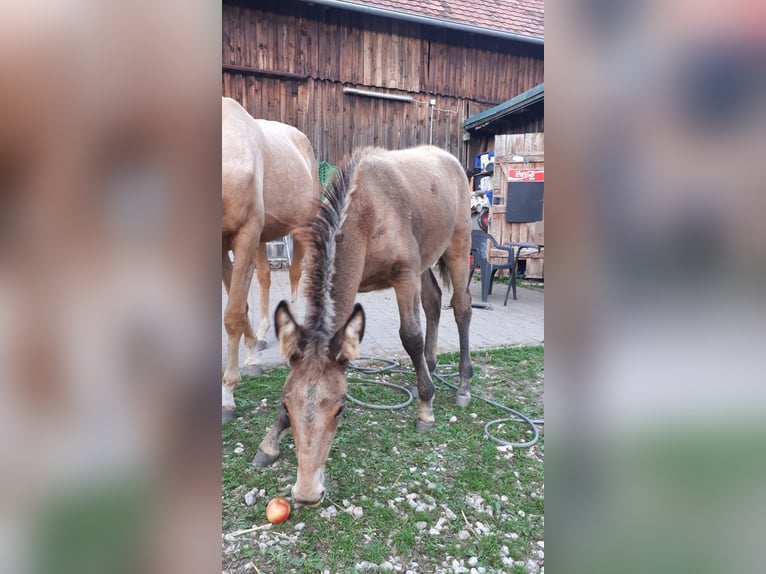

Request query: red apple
[{"left": 265, "top": 497, "right": 291, "bottom": 524}]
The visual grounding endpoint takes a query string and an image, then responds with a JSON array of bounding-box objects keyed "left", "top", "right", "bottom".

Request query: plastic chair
[{"left": 470, "top": 230, "right": 538, "bottom": 305}]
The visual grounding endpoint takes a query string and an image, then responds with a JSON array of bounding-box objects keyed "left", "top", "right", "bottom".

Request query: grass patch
[{"left": 222, "top": 346, "right": 544, "bottom": 573}]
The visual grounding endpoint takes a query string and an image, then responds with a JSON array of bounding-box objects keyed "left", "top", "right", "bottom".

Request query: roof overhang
[
  {"left": 463, "top": 83, "right": 544, "bottom": 132},
  {"left": 296, "top": 0, "right": 544, "bottom": 45}
]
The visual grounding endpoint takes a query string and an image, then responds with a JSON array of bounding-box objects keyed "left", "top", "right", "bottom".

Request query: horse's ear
[
  {"left": 333, "top": 303, "right": 365, "bottom": 363},
  {"left": 275, "top": 300, "right": 301, "bottom": 358}
]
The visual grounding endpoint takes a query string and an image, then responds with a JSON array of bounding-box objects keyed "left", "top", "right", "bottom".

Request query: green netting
[{"left": 318, "top": 161, "right": 338, "bottom": 186}]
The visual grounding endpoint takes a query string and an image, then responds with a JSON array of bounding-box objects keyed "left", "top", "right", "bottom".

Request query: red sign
[{"left": 508, "top": 169, "right": 544, "bottom": 182}]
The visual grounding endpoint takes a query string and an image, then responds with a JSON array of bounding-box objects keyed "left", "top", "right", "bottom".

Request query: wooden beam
[{"left": 222, "top": 64, "right": 308, "bottom": 81}]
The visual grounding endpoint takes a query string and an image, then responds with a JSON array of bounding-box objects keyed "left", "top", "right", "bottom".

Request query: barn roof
[
  {"left": 463, "top": 83, "right": 544, "bottom": 132},
  {"left": 297, "top": 0, "right": 544, "bottom": 44}
]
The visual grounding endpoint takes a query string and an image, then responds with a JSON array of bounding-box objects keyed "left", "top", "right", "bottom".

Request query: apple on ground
[{"left": 266, "top": 497, "right": 291, "bottom": 523}]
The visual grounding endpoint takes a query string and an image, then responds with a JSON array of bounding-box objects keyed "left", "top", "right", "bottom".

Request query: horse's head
[{"left": 273, "top": 300, "right": 365, "bottom": 505}]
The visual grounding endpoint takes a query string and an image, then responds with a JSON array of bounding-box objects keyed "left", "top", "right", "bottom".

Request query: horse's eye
[{"left": 334, "top": 404, "right": 346, "bottom": 418}]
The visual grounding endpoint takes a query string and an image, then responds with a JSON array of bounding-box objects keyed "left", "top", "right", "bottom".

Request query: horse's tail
[{"left": 436, "top": 256, "right": 451, "bottom": 290}]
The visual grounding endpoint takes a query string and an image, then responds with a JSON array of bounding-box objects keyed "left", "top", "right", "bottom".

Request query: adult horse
[
  {"left": 253, "top": 145, "right": 473, "bottom": 505},
  {"left": 221, "top": 97, "right": 318, "bottom": 422}
]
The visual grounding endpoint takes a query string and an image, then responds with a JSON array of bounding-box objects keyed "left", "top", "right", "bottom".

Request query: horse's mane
[{"left": 300, "top": 150, "right": 363, "bottom": 351}]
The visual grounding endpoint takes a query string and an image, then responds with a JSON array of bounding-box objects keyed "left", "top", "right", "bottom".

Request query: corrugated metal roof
[{"left": 463, "top": 83, "right": 544, "bottom": 131}]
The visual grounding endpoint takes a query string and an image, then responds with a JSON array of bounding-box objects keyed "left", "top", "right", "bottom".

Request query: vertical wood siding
[{"left": 222, "top": 0, "right": 543, "bottom": 167}]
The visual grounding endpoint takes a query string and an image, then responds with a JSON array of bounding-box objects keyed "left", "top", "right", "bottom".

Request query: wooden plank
[
  {"left": 340, "top": 23, "right": 351, "bottom": 84},
  {"left": 362, "top": 30, "right": 374, "bottom": 86},
  {"left": 222, "top": 64, "right": 307, "bottom": 80},
  {"left": 374, "top": 28, "right": 384, "bottom": 87},
  {"left": 389, "top": 22, "right": 399, "bottom": 89}
]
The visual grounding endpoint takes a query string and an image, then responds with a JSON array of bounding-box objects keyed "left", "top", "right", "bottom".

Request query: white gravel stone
[
  {"left": 415, "top": 521, "right": 427, "bottom": 531},
  {"left": 536, "top": 541, "right": 544, "bottom": 549},
  {"left": 233, "top": 446, "right": 244, "bottom": 455},
  {"left": 457, "top": 530, "right": 470, "bottom": 540},
  {"left": 294, "top": 522, "right": 305, "bottom": 531},
  {"left": 449, "top": 415, "right": 458, "bottom": 423},
  {"left": 380, "top": 561, "right": 394, "bottom": 571},
  {"left": 244, "top": 488, "right": 258, "bottom": 506},
  {"left": 319, "top": 506, "right": 338, "bottom": 520},
  {"left": 537, "top": 550, "right": 544, "bottom": 559},
  {"left": 342, "top": 499, "right": 350, "bottom": 508},
  {"left": 352, "top": 506, "right": 364, "bottom": 518},
  {"left": 510, "top": 533, "right": 519, "bottom": 540},
  {"left": 452, "top": 559, "right": 468, "bottom": 573},
  {"left": 500, "top": 546, "right": 509, "bottom": 556},
  {"left": 468, "top": 557, "right": 478, "bottom": 567},
  {"left": 525, "top": 559, "right": 540, "bottom": 573}
]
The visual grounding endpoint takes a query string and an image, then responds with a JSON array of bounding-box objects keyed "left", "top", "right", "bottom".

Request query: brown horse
[
  {"left": 253, "top": 145, "right": 473, "bottom": 505},
  {"left": 221, "top": 97, "right": 318, "bottom": 422}
]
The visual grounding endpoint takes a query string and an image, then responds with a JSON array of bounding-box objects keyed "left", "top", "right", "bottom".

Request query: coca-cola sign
[{"left": 508, "top": 169, "right": 544, "bottom": 182}]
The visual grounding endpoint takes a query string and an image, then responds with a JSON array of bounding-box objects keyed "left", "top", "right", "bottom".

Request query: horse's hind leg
[
  {"left": 252, "top": 243, "right": 271, "bottom": 352},
  {"left": 395, "top": 277, "right": 436, "bottom": 432},
  {"left": 226, "top": 250, "right": 260, "bottom": 367},
  {"left": 443, "top": 249, "right": 474, "bottom": 407},
  {"left": 421, "top": 269, "right": 442, "bottom": 374},
  {"left": 223, "top": 231, "right": 258, "bottom": 422}
]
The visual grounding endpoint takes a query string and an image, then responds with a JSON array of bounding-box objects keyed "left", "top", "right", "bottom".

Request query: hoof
[
  {"left": 416, "top": 419, "right": 434, "bottom": 433},
  {"left": 456, "top": 393, "right": 471, "bottom": 408},
  {"left": 222, "top": 408, "right": 236, "bottom": 424},
  {"left": 252, "top": 448, "right": 278, "bottom": 467},
  {"left": 255, "top": 340, "right": 267, "bottom": 352}
]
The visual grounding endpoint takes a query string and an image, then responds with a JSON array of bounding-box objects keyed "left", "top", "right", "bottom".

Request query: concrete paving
[{"left": 222, "top": 267, "right": 543, "bottom": 370}]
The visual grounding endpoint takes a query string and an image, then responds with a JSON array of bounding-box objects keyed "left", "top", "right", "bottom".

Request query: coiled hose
[{"left": 347, "top": 356, "right": 543, "bottom": 448}]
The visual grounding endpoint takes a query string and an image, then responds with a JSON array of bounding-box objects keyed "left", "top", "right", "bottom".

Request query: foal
[{"left": 255, "top": 146, "right": 473, "bottom": 505}]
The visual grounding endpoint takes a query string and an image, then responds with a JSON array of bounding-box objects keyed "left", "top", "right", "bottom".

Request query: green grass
[{"left": 222, "top": 346, "right": 544, "bottom": 573}]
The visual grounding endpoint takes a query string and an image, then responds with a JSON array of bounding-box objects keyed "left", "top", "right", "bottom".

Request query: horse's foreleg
[
  {"left": 395, "top": 280, "right": 435, "bottom": 432},
  {"left": 253, "top": 406, "right": 291, "bottom": 467},
  {"left": 223, "top": 233, "right": 258, "bottom": 422},
  {"left": 288, "top": 237, "right": 305, "bottom": 306},
  {"left": 420, "top": 269, "right": 442, "bottom": 374},
  {"left": 444, "top": 250, "right": 474, "bottom": 407},
  {"left": 228, "top": 249, "right": 260, "bottom": 367},
  {"left": 252, "top": 243, "right": 271, "bottom": 352}
]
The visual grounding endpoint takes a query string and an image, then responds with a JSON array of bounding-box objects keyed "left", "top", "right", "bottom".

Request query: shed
[
  {"left": 463, "top": 83, "right": 545, "bottom": 278},
  {"left": 222, "top": 0, "right": 544, "bottom": 167}
]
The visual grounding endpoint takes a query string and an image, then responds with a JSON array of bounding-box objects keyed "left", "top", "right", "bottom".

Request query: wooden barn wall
[{"left": 222, "top": 0, "right": 544, "bottom": 168}]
